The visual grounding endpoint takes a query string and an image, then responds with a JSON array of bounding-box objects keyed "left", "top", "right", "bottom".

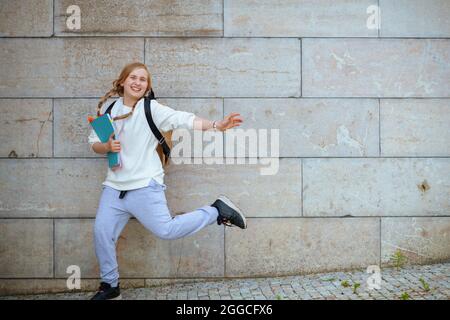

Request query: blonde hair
[{"left": 97, "top": 62, "right": 152, "bottom": 120}]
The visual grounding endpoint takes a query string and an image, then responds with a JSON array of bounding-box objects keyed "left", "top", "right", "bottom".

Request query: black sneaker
[
  {"left": 90, "top": 282, "right": 122, "bottom": 300},
  {"left": 212, "top": 195, "right": 247, "bottom": 229}
]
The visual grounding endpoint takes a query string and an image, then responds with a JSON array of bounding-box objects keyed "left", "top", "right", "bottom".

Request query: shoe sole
[
  {"left": 217, "top": 195, "right": 247, "bottom": 229},
  {"left": 110, "top": 294, "right": 122, "bottom": 300}
]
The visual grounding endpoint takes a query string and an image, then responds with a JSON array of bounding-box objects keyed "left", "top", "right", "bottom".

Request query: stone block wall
[{"left": 0, "top": 0, "right": 449, "bottom": 295}]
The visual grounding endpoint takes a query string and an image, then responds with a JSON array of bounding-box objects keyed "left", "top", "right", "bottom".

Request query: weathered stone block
[
  {"left": 225, "top": 218, "right": 380, "bottom": 277},
  {"left": 145, "top": 38, "right": 301, "bottom": 97},
  {"left": 380, "top": 0, "right": 450, "bottom": 37},
  {"left": 55, "top": 0, "right": 222, "bottom": 36},
  {"left": 303, "top": 158, "right": 450, "bottom": 217},
  {"left": 224, "top": 98, "right": 379, "bottom": 157},
  {"left": 303, "top": 39, "right": 450, "bottom": 97},
  {"left": 0, "top": 0, "right": 53, "bottom": 37},
  {"left": 0, "top": 159, "right": 105, "bottom": 218},
  {"left": 381, "top": 217, "right": 450, "bottom": 265},
  {"left": 165, "top": 159, "right": 301, "bottom": 217},
  {"left": 0, "top": 38, "right": 144, "bottom": 97},
  {"left": 0, "top": 219, "right": 53, "bottom": 278},
  {"left": 54, "top": 219, "right": 98, "bottom": 279},
  {"left": 225, "top": 0, "right": 378, "bottom": 37},
  {"left": 54, "top": 98, "right": 103, "bottom": 157},
  {"left": 380, "top": 99, "right": 450, "bottom": 156},
  {"left": 0, "top": 99, "right": 52, "bottom": 158}
]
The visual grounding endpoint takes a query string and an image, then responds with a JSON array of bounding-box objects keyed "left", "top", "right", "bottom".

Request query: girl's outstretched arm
[{"left": 193, "top": 113, "right": 243, "bottom": 131}]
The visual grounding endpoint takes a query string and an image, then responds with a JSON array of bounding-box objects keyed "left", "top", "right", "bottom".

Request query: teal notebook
[{"left": 90, "top": 114, "right": 121, "bottom": 169}]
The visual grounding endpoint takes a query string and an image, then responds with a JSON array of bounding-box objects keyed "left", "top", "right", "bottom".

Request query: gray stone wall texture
[{"left": 0, "top": 0, "right": 449, "bottom": 295}]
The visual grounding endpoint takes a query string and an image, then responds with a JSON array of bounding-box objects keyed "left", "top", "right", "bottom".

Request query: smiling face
[{"left": 120, "top": 67, "right": 149, "bottom": 101}]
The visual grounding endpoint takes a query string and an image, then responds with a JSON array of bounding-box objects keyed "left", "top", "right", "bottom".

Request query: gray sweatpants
[{"left": 94, "top": 178, "right": 219, "bottom": 287}]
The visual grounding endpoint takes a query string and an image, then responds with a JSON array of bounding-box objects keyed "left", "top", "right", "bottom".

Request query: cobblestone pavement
[{"left": 2, "top": 263, "right": 449, "bottom": 300}]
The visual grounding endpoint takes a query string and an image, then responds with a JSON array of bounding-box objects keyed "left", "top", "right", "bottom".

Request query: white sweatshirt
[{"left": 88, "top": 97, "right": 195, "bottom": 190}]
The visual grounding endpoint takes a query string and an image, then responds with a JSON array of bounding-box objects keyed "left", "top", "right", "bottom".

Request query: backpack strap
[
  {"left": 104, "top": 100, "right": 117, "bottom": 139},
  {"left": 105, "top": 100, "right": 117, "bottom": 116},
  {"left": 144, "top": 96, "right": 171, "bottom": 162}
]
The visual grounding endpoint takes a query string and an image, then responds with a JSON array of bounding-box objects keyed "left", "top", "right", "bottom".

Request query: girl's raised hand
[{"left": 216, "top": 113, "right": 243, "bottom": 131}]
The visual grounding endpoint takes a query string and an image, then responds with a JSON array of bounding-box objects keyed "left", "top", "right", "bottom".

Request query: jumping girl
[{"left": 88, "top": 62, "right": 247, "bottom": 300}]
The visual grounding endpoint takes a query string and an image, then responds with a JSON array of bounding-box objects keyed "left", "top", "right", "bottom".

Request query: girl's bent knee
[{"left": 152, "top": 222, "right": 178, "bottom": 240}]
